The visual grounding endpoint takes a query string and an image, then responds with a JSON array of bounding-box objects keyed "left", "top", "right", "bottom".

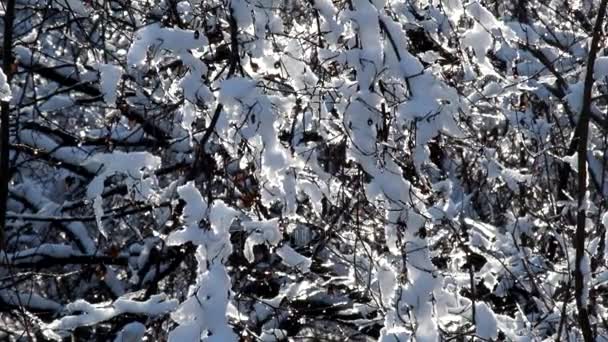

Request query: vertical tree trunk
[
  {"left": 575, "top": 1, "right": 608, "bottom": 340},
  {"left": 0, "top": 0, "right": 16, "bottom": 251}
]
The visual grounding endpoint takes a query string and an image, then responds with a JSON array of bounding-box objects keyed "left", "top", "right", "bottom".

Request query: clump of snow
[
  {"left": 177, "top": 181, "right": 207, "bottom": 226},
  {"left": 113, "top": 322, "right": 146, "bottom": 342},
  {"left": 565, "top": 80, "right": 585, "bottom": 114},
  {"left": 164, "top": 183, "right": 236, "bottom": 341},
  {"left": 84, "top": 151, "right": 161, "bottom": 237},
  {"left": 98, "top": 64, "right": 123, "bottom": 106},
  {"left": 461, "top": 1, "right": 515, "bottom": 74},
  {"left": 594, "top": 56, "right": 608, "bottom": 80},
  {"left": 243, "top": 218, "right": 282, "bottom": 263},
  {"left": 127, "top": 23, "right": 207, "bottom": 66},
  {"left": 169, "top": 264, "right": 237, "bottom": 342},
  {"left": 43, "top": 294, "right": 177, "bottom": 340},
  {"left": 462, "top": 21, "right": 492, "bottom": 63},
  {"left": 260, "top": 329, "right": 287, "bottom": 341},
  {"left": 93, "top": 197, "right": 106, "bottom": 237},
  {"left": 442, "top": 0, "right": 464, "bottom": 19},
  {"left": 230, "top": 0, "right": 253, "bottom": 32},
  {"left": 312, "top": 0, "right": 341, "bottom": 44},
  {"left": 54, "top": 0, "right": 90, "bottom": 16},
  {"left": 85, "top": 151, "right": 161, "bottom": 200},
  {"left": 0, "top": 290, "right": 62, "bottom": 312},
  {"left": 475, "top": 302, "right": 498, "bottom": 339},
  {"left": 507, "top": 22, "right": 540, "bottom": 45},
  {"left": 39, "top": 95, "right": 74, "bottom": 112},
  {"left": 0, "top": 69, "right": 11, "bottom": 101},
  {"left": 2, "top": 242, "right": 73, "bottom": 259},
  {"left": 276, "top": 244, "right": 312, "bottom": 273},
  {"left": 376, "top": 259, "right": 397, "bottom": 306},
  {"left": 342, "top": 0, "right": 382, "bottom": 89},
  {"left": 209, "top": 200, "right": 239, "bottom": 235}
]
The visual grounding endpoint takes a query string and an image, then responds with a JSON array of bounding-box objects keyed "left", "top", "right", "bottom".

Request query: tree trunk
[
  {"left": 574, "top": 1, "right": 608, "bottom": 340},
  {"left": 0, "top": 0, "right": 16, "bottom": 251}
]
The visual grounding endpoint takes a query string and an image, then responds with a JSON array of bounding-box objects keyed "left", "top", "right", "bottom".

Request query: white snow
[
  {"left": 164, "top": 183, "right": 236, "bottom": 341},
  {"left": 98, "top": 64, "right": 123, "bottom": 106},
  {"left": 209, "top": 200, "right": 239, "bottom": 235},
  {"left": 565, "top": 80, "right": 585, "bottom": 114},
  {"left": 0, "top": 243, "right": 76, "bottom": 264},
  {"left": 178, "top": 181, "right": 207, "bottom": 226},
  {"left": 475, "top": 302, "right": 499, "bottom": 339},
  {"left": 82, "top": 151, "right": 160, "bottom": 236},
  {"left": 0, "top": 69, "right": 11, "bottom": 101},
  {"left": 8, "top": 1, "right": 605, "bottom": 341},
  {"left": 259, "top": 329, "right": 287, "bottom": 341},
  {"left": 276, "top": 244, "right": 312, "bottom": 273},
  {"left": 594, "top": 56, "right": 608, "bottom": 80},
  {"left": 85, "top": 151, "right": 161, "bottom": 200},
  {"left": 127, "top": 23, "right": 207, "bottom": 66},
  {"left": 43, "top": 294, "right": 177, "bottom": 340},
  {"left": 166, "top": 181, "right": 208, "bottom": 246},
  {"left": 18, "top": 129, "right": 92, "bottom": 168},
  {"left": 312, "top": 0, "right": 341, "bottom": 44},
  {"left": 376, "top": 259, "right": 397, "bottom": 306},
  {"left": 113, "top": 322, "right": 146, "bottom": 342},
  {"left": 169, "top": 264, "right": 237, "bottom": 342},
  {"left": 0, "top": 290, "right": 62, "bottom": 311},
  {"left": 462, "top": 21, "right": 492, "bottom": 63},
  {"left": 93, "top": 196, "right": 106, "bottom": 237},
  {"left": 243, "top": 218, "right": 282, "bottom": 263}
]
